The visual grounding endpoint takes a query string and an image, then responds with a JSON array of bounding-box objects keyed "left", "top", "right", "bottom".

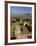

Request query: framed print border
[{"left": 5, "top": 1, "right": 36, "bottom": 45}]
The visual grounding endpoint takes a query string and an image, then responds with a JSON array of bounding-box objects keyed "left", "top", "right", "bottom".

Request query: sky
[{"left": 10, "top": 6, "right": 32, "bottom": 16}]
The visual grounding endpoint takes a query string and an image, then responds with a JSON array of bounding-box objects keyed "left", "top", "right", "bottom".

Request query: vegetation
[{"left": 11, "top": 16, "right": 32, "bottom": 33}]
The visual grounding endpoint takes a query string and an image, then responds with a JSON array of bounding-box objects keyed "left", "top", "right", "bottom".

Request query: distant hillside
[{"left": 11, "top": 13, "right": 32, "bottom": 19}]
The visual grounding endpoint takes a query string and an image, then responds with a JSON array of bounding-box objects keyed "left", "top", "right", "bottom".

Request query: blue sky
[{"left": 10, "top": 6, "right": 32, "bottom": 16}]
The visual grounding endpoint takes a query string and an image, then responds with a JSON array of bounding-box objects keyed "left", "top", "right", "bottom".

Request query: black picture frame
[{"left": 5, "top": 1, "right": 36, "bottom": 45}]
